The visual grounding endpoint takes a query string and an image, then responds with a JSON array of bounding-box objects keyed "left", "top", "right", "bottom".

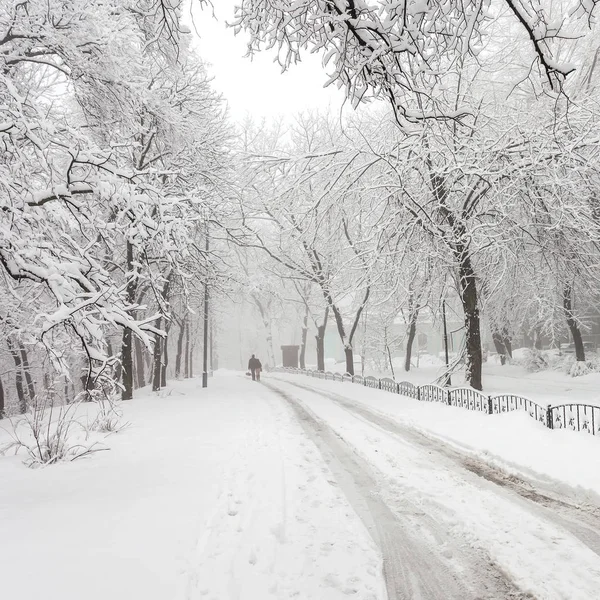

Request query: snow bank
[{"left": 273, "top": 374, "right": 600, "bottom": 499}]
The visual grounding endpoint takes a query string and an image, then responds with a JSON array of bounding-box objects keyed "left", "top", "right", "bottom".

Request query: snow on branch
[{"left": 233, "top": 0, "right": 597, "bottom": 123}]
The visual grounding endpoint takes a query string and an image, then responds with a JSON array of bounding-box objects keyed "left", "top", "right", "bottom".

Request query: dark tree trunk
[
  {"left": 299, "top": 306, "right": 308, "bottom": 369},
  {"left": 135, "top": 337, "right": 145, "bottom": 389},
  {"left": 386, "top": 342, "right": 395, "bottom": 379},
  {"left": 81, "top": 364, "right": 95, "bottom": 395},
  {"left": 189, "top": 345, "right": 194, "bottom": 378},
  {"left": 405, "top": 282, "right": 420, "bottom": 372},
  {"left": 8, "top": 339, "right": 26, "bottom": 412},
  {"left": 326, "top": 288, "right": 368, "bottom": 377},
  {"left": 175, "top": 317, "right": 186, "bottom": 378},
  {"left": 503, "top": 330, "right": 513, "bottom": 359},
  {"left": 429, "top": 172, "right": 482, "bottom": 390},
  {"left": 121, "top": 240, "right": 136, "bottom": 400},
  {"left": 0, "top": 375, "right": 4, "bottom": 418},
  {"left": 19, "top": 343, "right": 36, "bottom": 402},
  {"left": 405, "top": 317, "right": 417, "bottom": 372},
  {"left": 344, "top": 347, "right": 354, "bottom": 376},
  {"left": 152, "top": 276, "right": 171, "bottom": 391},
  {"left": 563, "top": 284, "right": 585, "bottom": 361},
  {"left": 330, "top": 302, "right": 352, "bottom": 374},
  {"left": 458, "top": 252, "right": 483, "bottom": 390},
  {"left": 492, "top": 330, "right": 508, "bottom": 365},
  {"left": 161, "top": 323, "right": 170, "bottom": 387},
  {"left": 152, "top": 325, "right": 162, "bottom": 392},
  {"left": 315, "top": 325, "right": 325, "bottom": 371}
]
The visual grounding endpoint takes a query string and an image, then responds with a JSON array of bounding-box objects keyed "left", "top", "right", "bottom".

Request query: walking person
[{"left": 248, "top": 354, "right": 262, "bottom": 381}]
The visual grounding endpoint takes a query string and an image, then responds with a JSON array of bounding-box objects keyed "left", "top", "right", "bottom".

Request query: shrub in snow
[
  {"left": 86, "top": 393, "right": 128, "bottom": 434},
  {"left": 0, "top": 392, "right": 109, "bottom": 467},
  {"left": 569, "top": 361, "right": 592, "bottom": 378},
  {"left": 517, "top": 349, "right": 548, "bottom": 372}
]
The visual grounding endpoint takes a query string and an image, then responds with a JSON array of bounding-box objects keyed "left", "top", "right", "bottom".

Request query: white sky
[{"left": 187, "top": 0, "right": 347, "bottom": 121}]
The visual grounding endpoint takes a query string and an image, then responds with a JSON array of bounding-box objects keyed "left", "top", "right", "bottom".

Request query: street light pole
[{"left": 202, "top": 219, "right": 209, "bottom": 388}]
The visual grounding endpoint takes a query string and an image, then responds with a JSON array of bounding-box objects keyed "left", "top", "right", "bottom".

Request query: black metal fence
[{"left": 276, "top": 368, "right": 600, "bottom": 438}]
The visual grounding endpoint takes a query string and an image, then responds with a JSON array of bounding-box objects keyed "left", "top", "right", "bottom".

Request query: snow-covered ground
[
  {"left": 2, "top": 371, "right": 600, "bottom": 600},
  {"left": 0, "top": 375, "right": 385, "bottom": 600}
]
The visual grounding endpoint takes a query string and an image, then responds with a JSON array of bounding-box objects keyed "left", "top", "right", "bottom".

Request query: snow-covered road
[{"left": 265, "top": 375, "right": 600, "bottom": 600}]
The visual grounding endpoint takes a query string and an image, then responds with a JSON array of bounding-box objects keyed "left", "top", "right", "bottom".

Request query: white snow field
[{"left": 2, "top": 371, "right": 600, "bottom": 599}]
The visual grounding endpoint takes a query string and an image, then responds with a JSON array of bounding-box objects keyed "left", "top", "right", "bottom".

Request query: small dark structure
[{"left": 281, "top": 345, "right": 300, "bottom": 368}]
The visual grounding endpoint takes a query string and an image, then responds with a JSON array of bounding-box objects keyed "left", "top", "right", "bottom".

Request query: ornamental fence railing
[{"left": 275, "top": 367, "right": 600, "bottom": 438}]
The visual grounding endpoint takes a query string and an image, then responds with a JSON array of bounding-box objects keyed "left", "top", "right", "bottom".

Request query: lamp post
[{"left": 202, "top": 218, "right": 209, "bottom": 388}]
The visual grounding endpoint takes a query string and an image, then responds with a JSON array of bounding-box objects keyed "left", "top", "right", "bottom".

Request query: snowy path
[
  {"left": 266, "top": 376, "right": 600, "bottom": 600},
  {"left": 0, "top": 376, "right": 386, "bottom": 600},
  {"left": 182, "top": 379, "right": 385, "bottom": 600}
]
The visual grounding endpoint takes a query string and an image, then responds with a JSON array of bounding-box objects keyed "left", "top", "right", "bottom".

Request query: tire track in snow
[
  {"left": 277, "top": 377, "right": 600, "bottom": 559},
  {"left": 265, "top": 381, "right": 529, "bottom": 600}
]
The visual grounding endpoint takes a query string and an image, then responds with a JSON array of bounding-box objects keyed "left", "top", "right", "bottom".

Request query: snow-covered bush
[
  {"left": 86, "top": 393, "right": 128, "bottom": 434},
  {"left": 568, "top": 358, "right": 600, "bottom": 378},
  {"left": 569, "top": 361, "right": 591, "bottom": 378},
  {"left": 516, "top": 349, "right": 548, "bottom": 372},
  {"left": 0, "top": 392, "right": 108, "bottom": 467}
]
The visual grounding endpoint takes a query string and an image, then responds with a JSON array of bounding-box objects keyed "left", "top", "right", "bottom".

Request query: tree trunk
[
  {"left": 386, "top": 343, "right": 395, "bottom": 379},
  {"left": 315, "top": 307, "right": 328, "bottom": 371},
  {"left": 135, "top": 337, "right": 145, "bottom": 389},
  {"left": 405, "top": 317, "right": 417, "bottom": 372},
  {"left": 161, "top": 322, "right": 171, "bottom": 387},
  {"left": 19, "top": 343, "right": 36, "bottom": 402},
  {"left": 189, "top": 345, "right": 194, "bottom": 378},
  {"left": 315, "top": 325, "right": 325, "bottom": 371},
  {"left": 175, "top": 317, "right": 186, "bottom": 378},
  {"left": 7, "top": 338, "right": 26, "bottom": 412},
  {"left": 458, "top": 252, "right": 483, "bottom": 390},
  {"left": 330, "top": 302, "right": 352, "bottom": 374},
  {"left": 503, "top": 329, "right": 513, "bottom": 359},
  {"left": 152, "top": 276, "right": 171, "bottom": 391},
  {"left": 121, "top": 240, "right": 136, "bottom": 400},
  {"left": 0, "top": 375, "right": 4, "bottom": 418},
  {"left": 563, "top": 284, "right": 585, "bottom": 361},
  {"left": 344, "top": 347, "right": 354, "bottom": 375},
  {"left": 184, "top": 320, "right": 190, "bottom": 378},
  {"left": 299, "top": 306, "right": 308, "bottom": 369},
  {"left": 491, "top": 329, "right": 508, "bottom": 365},
  {"left": 152, "top": 325, "right": 162, "bottom": 392},
  {"left": 429, "top": 171, "right": 482, "bottom": 390}
]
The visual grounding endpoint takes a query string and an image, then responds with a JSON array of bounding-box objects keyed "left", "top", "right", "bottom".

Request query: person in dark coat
[{"left": 248, "top": 354, "right": 262, "bottom": 381}]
